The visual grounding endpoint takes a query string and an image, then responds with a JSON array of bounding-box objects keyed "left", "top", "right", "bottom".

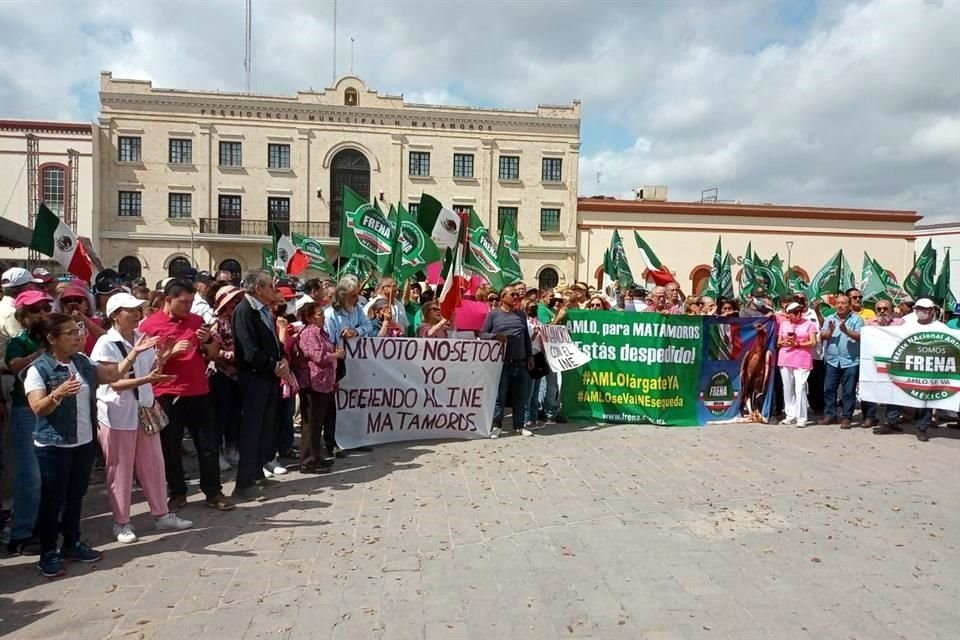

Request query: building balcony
[{"left": 197, "top": 218, "right": 334, "bottom": 238}]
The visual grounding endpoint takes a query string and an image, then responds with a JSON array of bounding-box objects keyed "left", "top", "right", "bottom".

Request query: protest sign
[
  {"left": 539, "top": 324, "right": 591, "bottom": 372},
  {"left": 336, "top": 338, "right": 505, "bottom": 448},
  {"left": 860, "top": 325, "right": 960, "bottom": 410},
  {"left": 561, "top": 311, "right": 777, "bottom": 426}
]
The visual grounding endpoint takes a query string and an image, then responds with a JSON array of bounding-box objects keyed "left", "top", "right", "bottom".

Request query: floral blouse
[
  {"left": 212, "top": 313, "right": 238, "bottom": 380},
  {"left": 294, "top": 324, "right": 338, "bottom": 393}
]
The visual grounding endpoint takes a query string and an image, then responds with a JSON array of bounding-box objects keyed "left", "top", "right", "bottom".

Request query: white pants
[{"left": 780, "top": 366, "right": 811, "bottom": 425}]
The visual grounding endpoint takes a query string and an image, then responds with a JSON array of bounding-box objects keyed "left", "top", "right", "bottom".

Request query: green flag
[
  {"left": 609, "top": 230, "right": 635, "bottom": 288},
  {"left": 806, "top": 250, "right": 845, "bottom": 301},
  {"left": 904, "top": 239, "right": 937, "bottom": 300},
  {"left": 876, "top": 258, "right": 907, "bottom": 302},
  {"left": 463, "top": 207, "right": 506, "bottom": 290},
  {"left": 261, "top": 246, "right": 275, "bottom": 271},
  {"left": 719, "top": 251, "right": 734, "bottom": 299},
  {"left": 340, "top": 185, "right": 393, "bottom": 273},
  {"left": 860, "top": 252, "right": 890, "bottom": 304},
  {"left": 391, "top": 203, "right": 441, "bottom": 283},
  {"left": 840, "top": 251, "right": 857, "bottom": 292},
  {"left": 292, "top": 232, "right": 334, "bottom": 275},
  {"left": 933, "top": 248, "right": 953, "bottom": 309},
  {"left": 739, "top": 242, "right": 755, "bottom": 300},
  {"left": 752, "top": 251, "right": 783, "bottom": 298},
  {"left": 703, "top": 237, "right": 724, "bottom": 298},
  {"left": 766, "top": 254, "right": 788, "bottom": 299},
  {"left": 788, "top": 268, "right": 808, "bottom": 295},
  {"left": 341, "top": 255, "right": 369, "bottom": 281},
  {"left": 496, "top": 213, "right": 523, "bottom": 284}
]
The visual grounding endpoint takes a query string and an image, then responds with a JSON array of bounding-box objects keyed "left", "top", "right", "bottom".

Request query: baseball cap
[
  {"left": 195, "top": 270, "right": 214, "bottom": 284},
  {"left": 106, "top": 292, "right": 147, "bottom": 318},
  {"left": 1, "top": 267, "right": 43, "bottom": 288},
  {"left": 294, "top": 294, "right": 315, "bottom": 314},
  {"left": 14, "top": 290, "right": 53, "bottom": 309},
  {"left": 95, "top": 268, "right": 121, "bottom": 284},
  {"left": 32, "top": 268, "right": 55, "bottom": 284},
  {"left": 60, "top": 286, "right": 89, "bottom": 301},
  {"left": 914, "top": 298, "right": 936, "bottom": 309},
  {"left": 94, "top": 279, "right": 121, "bottom": 295}
]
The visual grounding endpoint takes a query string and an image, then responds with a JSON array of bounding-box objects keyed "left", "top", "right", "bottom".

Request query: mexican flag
[
  {"left": 438, "top": 246, "right": 464, "bottom": 321},
  {"left": 496, "top": 214, "right": 523, "bottom": 285},
  {"left": 417, "top": 193, "right": 461, "bottom": 250},
  {"left": 904, "top": 239, "right": 937, "bottom": 300},
  {"left": 271, "top": 223, "right": 310, "bottom": 276},
  {"left": 292, "top": 232, "right": 334, "bottom": 275},
  {"left": 341, "top": 185, "right": 392, "bottom": 272},
  {"left": 601, "top": 249, "right": 617, "bottom": 304},
  {"left": 633, "top": 232, "right": 675, "bottom": 285},
  {"left": 30, "top": 203, "right": 93, "bottom": 281},
  {"left": 463, "top": 207, "right": 505, "bottom": 290},
  {"left": 609, "top": 230, "right": 634, "bottom": 288}
]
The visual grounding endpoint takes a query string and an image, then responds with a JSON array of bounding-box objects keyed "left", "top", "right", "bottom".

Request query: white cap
[
  {"left": 914, "top": 298, "right": 936, "bottom": 309},
  {"left": 786, "top": 302, "right": 801, "bottom": 313},
  {"left": 294, "top": 294, "right": 315, "bottom": 314},
  {"left": 106, "top": 292, "right": 147, "bottom": 318},
  {"left": 1, "top": 267, "right": 43, "bottom": 289}
]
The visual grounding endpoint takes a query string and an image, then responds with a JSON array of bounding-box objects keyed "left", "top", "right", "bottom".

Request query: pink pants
[{"left": 97, "top": 424, "right": 168, "bottom": 524}]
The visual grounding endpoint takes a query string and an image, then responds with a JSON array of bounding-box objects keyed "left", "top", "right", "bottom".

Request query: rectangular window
[
  {"left": 268, "top": 143, "right": 291, "bottom": 169},
  {"left": 498, "top": 156, "right": 520, "bottom": 180},
  {"left": 407, "top": 203, "right": 420, "bottom": 217},
  {"left": 453, "top": 153, "right": 474, "bottom": 178},
  {"left": 168, "top": 193, "right": 192, "bottom": 219},
  {"left": 118, "top": 136, "right": 141, "bottom": 163},
  {"left": 542, "top": 158, "right": 562, "bottom": 182},
  {"left": 409, "top": 151, "right": 431, "bottom": 177},
  {"left": 219, "top": 141, "right": 243, "bottom": 167},
  {"left": 168, "top": 139, "right": 192, "bottom": 164},
  {"left": 497, "top": 207, "right": 518, "bottom": 231},
  {"left": 540, "top": 208, "right": 561, "bottom": 232},
  {"left": 118, "top": 191, "right": 142, "bottom": 217},
  {"left": 268, "top": 197, "right": 291, "bottom": 235},
  {"left": 218, "top": 195, "right": 242, "bottom": 234}
]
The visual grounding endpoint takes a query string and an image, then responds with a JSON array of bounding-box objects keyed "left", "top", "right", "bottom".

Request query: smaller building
[{"left": 576, "top": 197, "right": 921, "bottom": 293}]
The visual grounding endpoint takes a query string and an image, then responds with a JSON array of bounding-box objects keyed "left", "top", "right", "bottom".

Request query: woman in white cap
[
  {"left": 777, "top": 301, "right": 818, "bottom": 428},
  {"left": 90, "top": 292, "right": 193, "bottom": 543}
]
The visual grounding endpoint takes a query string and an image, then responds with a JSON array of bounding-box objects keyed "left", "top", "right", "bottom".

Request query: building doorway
[{"left": 329, "top": 149, "right": 370, "bottom": 237}]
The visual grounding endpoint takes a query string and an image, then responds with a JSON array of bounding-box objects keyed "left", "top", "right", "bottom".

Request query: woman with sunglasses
[
  {"left": 586, "top": 295, "right": 606, "bottom": 311},
  {"left": 777, "top": 302, "right": 818, "bottom": 427},
  {"left": 24, "top": 313, "right": 154, "bottom": 578},
  {"left": 3, "top": 291, "right": 53, "bottom": 555},
  {"left": 417, "top": 302, "right": 450, "bottom": 338}
]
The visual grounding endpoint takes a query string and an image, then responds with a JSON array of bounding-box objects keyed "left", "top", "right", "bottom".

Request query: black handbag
[{"left": 529, "top": 352, "right": 550, "bottom": 379}]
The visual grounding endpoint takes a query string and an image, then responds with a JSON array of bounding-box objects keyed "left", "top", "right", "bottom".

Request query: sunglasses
[
  {"left": 849, "top": 295, "right": 862, "bottom": 300},
  {"left": 61, "top": 297, "right": 86, "bottom": 304},
  {"left": 588, "top": 303, "right": 604, "bottom": 309},
  {"left": 487, "top": 297, "right": 499, "bottom": 302}
]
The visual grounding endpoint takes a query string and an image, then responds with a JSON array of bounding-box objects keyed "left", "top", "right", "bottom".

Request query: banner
[
  {"left": 561, "top": 311, "right": 777, "bottom": 425},
  {"left": 860, "top": 325, "right": 960, "bottom": 410},
  {"left": 539, "top": 324, "right": 591, "bottom": 372},
  {"left": 336, "top": 338, "right": 505, "bottom": 448}
]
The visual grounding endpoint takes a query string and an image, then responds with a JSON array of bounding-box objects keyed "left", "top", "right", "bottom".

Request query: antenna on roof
[
  {"left": 701, "top": 187, "right": 718, "bottom": 203},
  {"left": 243, "top": 0, "right": 252, "bottom": 92},
  {"left": 350, "top": 36, "right": 355, "bottom": 74}
]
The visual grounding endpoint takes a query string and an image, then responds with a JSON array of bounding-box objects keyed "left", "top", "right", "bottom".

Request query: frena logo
[
  {"left": 875, "top": 332, "right": 960, "bottom": 402},
  {"left": 399, "top": 221, "right": 426, "bottom": 266},
  {"left": 700, "top": 371, "right": 738, "bottom": 417},
  {"left": 301, "top": 237, "right": 324, "bottom": 257},
  {"left": 469, "top": 227, "right": 501, "bottom": 273},
  {"left": 346, "top": 204, "right": 392, "bottom": 256},
  {"left": 55, "top": 235, "right": 73, "bottom": 253}
]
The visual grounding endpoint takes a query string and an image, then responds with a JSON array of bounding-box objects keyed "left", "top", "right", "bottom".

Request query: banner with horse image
[{"left": 560, "top": 311, "right": 777, "bottom": 426}]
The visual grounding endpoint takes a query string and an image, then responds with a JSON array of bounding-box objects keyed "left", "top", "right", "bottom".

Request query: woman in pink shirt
[{"left": 777, "top": 302, "right": 818, "bottom": 427}]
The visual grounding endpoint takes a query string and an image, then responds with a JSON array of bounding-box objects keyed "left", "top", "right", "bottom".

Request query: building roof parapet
[{"left": 0, "top": 119, "right": 92, "bottom": 135}]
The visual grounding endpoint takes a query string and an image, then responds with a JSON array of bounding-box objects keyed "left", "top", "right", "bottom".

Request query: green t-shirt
[
  {"left": 947, "top": 317, "right": 959, "bottom": 330},
  {"left": 537, "top": 302, "right": 555, "bottom": 324},
  {"left": 405, "top": 301, "right": 420, "bottom": 337},
  {"left": 4, "top": 331, "right": 40, "bottom": 406}
]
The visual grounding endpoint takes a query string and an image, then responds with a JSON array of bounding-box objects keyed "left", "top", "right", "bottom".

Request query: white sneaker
[
  {"left": 781, "top": 417, "right": 796, "bottom": 426},
  {"left": 155, "top": 513, "right": 193, "bottom": 531},
  {"left": 113, "top": 523, "right": 138, "bottom": 544},
  {"left": 224, "top": 448, "right": 240, "bottom": 466},
  {"left": 489, "top": 427, "right": 502, "bottom": 439},
  {"left": 520, "top": 428, "right": 534, "bottom": 437},
  {"left": 219, "top": 453, "right": 232, "bottom": 472},
  {"left": 264, "top": 460, "right": 287, "bottom": 476}
]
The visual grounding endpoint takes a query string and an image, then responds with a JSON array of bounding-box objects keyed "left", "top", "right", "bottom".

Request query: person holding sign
[
  {"left": 777, "top": 302, "right": 818, "bottom": 427},
  {"left": 480, "top": 285, "right": 534, "bottom": 438}
]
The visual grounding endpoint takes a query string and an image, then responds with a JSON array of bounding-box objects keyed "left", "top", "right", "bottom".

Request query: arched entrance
[
  {"left": 537, "top": 267, "right": 559, "bottom": 290},
  {"left": 168, "top": 256, "right": 192, "bottom": 279},
  {"left": 219, "top": 259, "right": 242, "bottom": 282},
  {"left": 330, "top": 149, "right": 370, "bottom": 237}
]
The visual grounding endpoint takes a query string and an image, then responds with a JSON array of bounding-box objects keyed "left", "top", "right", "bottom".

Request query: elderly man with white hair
[{"left": 325, "top": 275, "right": 376, "bottom": 347}]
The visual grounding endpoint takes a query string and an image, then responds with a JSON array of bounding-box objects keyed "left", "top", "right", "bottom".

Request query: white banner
[
  {"left": 539, "top": 324, "right": 591, "bottom": 372},
  {"left": 860, "top": 325, "right": 960, "bottom": 410},
  {"left": 335, "top": 338, "right": 505, "bottom": 448}
]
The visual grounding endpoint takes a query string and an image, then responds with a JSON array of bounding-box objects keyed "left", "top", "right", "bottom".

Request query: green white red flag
[
  {"left": 30, "top": 203, "right": 93, "bottom": 281},
  {"left": 271, "top": 223, "right": 310, "bottom": 276}
]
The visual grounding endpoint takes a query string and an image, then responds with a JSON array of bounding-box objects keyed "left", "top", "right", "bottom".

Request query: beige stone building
[
  {"left": 576, "top": 195, "right": 921, "bottom": 294},
  {"left": 96, "top": 72, "right": 580, "bottom": 286}
]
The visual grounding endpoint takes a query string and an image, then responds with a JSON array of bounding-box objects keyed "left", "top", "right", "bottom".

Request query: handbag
[
  {"left": 116, "top": 341, "right": 169, "bottom": 435},
  {"left": 529, "top": 351, "right": 550, "bottom": 380}
]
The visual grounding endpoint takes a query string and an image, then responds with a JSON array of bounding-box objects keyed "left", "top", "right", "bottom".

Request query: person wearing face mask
[
  {"left": 523, "top": 300, "right": 547, "bottom": 432},
  {"left": 817, "top": 295, "right": 864, "bottom": 429},
  {"left": 863, "top": 300, "right": 904, "bottom": 430}
]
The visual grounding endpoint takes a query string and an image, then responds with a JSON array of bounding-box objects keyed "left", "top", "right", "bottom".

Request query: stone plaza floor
[{"left": 0, "top": 420, "right": 957, "bottom": 640}]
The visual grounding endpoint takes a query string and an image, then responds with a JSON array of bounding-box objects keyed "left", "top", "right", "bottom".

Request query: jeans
[
  {"left": 863, "top": 402, "right": 903, "bottom": 424},
  {"left": 493, "top": 362, "right": 532, "bottom": 430},
  {"left": 158, "top": 395, "right": 222, "bottom": 500},
  {"left": 210, "top": 372, "right": 241, "bottom": 449},
  {"left": 527, "top": 376, "right": 544, "bottom": 425},
  {"left": 824, "top": 363, "right": 858, "bottom": 419},
  {"left": 539, "top": 371, "right": 561, "bottom": 419},
  {"left": 35, "top": 441, "right": 95, "bottom": 554},
  {"left": 10, "top": 406, "right": 40, "bottom": 541},
  {"left": 915, "top": 408, "right": 934, "bottom": 431}
]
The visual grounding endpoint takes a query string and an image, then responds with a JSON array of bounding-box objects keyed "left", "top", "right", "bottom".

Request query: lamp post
[
  {"left": 786, "top": 241, "right": 794, "bottom": 273},
  {"left": 188, "top": 219, "right": 197, "bottom": 267}
]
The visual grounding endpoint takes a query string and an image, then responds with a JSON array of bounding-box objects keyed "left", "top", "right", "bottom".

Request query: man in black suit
[{"left": 231, "top": 269, "right": 288, "bottom": 500}]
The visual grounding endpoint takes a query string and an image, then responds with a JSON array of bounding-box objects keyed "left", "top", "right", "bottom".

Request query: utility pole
[
  {"left": 332, "top": 0, "right": 337, "bottom": 83},
  {"left": 350, "top": 36, "right": 355, "bottom": 74},
  {"left": 243, "top": 0, "right": 252, "bottom": 92}
]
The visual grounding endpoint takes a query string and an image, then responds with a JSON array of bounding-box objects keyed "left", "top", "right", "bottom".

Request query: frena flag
[
  {"left": 30, "top": 203, "right": 92, "bottom": 281},
  {"left": 271, "top": 223, "right": 310, "bottom": 276}
]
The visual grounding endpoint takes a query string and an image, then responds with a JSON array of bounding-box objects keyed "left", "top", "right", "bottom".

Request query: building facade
[
  {"left": 577, "top": 197, "right": 921, "bottom": 294},
  {"left": 96, "top": 72, "right": 580, "bottom": 286},
  {"left": 0, "top": 119, "right": 96, "bottom": 268}
]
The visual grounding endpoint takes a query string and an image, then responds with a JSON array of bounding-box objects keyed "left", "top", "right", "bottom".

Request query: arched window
[
  {"left": 219, "top": 258, "right": 242, "bottom": 281},
  {"left": 330, "top": 149, "right": 370, "bottom": 237},
  {"left": 344, "top": 87, "right": 358, "bottom": 106},
  {"left": 118, "top": 256, "right": 142, "bottom": 281},
  {"left": 688, "top": 264, "right": 711, "bottom": 294},
  {"left": 538, "top": 267, "right": 559, "bottom": 290},
  {"left": 168, "top": 256, "right": 192, "bottom": 279},
  {"left": 40, "top": 164, "right": 66, "bottom": 215},
  {"left": 788, "top": 266, "right": 810, "bottom": 284}
]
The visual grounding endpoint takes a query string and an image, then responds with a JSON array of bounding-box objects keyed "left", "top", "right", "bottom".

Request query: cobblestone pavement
[{"left": 1, "top": 421, "right": 958, "bottom": 640}]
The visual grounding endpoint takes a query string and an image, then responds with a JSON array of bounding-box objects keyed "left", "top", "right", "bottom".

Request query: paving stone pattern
[{"left": 1, "top": 421, "right": 957, "bottom": 639}]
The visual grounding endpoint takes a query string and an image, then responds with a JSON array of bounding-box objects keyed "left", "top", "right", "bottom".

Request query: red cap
[
  {"left": 15, "top": 290, "right": 53, "bottom": 309},
  {"left": 277, "top": 286, "right": 297, "bottom": 300},
  {"left": 60, "top": 286, "right": 89, "bottom": 301}
]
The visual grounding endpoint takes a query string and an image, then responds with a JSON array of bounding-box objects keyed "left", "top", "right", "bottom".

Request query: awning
[{"left": 0, "top": 217, "right": 33, "bottom": 248}]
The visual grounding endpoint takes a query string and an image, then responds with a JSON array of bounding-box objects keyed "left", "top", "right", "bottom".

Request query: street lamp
[
  {"left": 188, "top": 219, "right": 197, "bottom": 267},
  {"left": 786, "top": 240, "right": 794, "bottom": 274}
]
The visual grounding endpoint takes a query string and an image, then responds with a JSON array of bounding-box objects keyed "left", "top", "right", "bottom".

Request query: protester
[
  {"left": 210, "top": 285, "right": 245, "bottom": 467},
  {"left": 362, "top": 277, "right": 408, "bottom": 331},
  {"left": 139, "top": 279, "right": 233, "bottom": 512},
  {"left": 271, "top": 287, "right": 300, "bottom": 471},
  {"left": 777, "top": 302, "right": 818, "bottom": 428},
  {"left": 59, "top": 285, "right": 106, "bottom": 355},
  {"left": 0, "top": 268, "right": 42, "bottom": 367},
  {"left": 717, "top": 299, "right": 739, "bottom": 316},
  {"left": 4, "top": 291, "right": 52, "bottom": 555},
  {"left": 190, "top": 272, "right": 216, "bottom": 324},
  {"left": 92, "top": 293, "right": 193, "bottom": 543},
  {"left": 684, "top": 298, "right": 701, "bottom": 315},
  {"left": 369, "top": 299, "right": 404, "bottom": 337},
  {"left": 818, "top": 294, "right": 864, "bottom": 429},
  {"left": 485, "top": 291, "right": 499, "bottom": 310},
  {"left": 293, "top": 298, "right": 344, "bottom": 472},
  {"left": 32, "top": 269, "right": 58, "bottom": 298},
  {"left": 480, "top": 285, "right": 534, "bottom": 438},
  {"left": 417, "top": 302, "right": 450, "bottom": 338},
  {"left": 523, "top": 300, "right": 546, "bottom": 432},
  {"left": 586, "top": 295, "right": 606, "bottom": 310},
  {"left": 537, "top": 289, "right": 556, "bottom": 323},
  {"left": 214, "top": 270, "right": 235, "bottom": 286},
  {"left": 24, "top": 313, "right": 131, "bottom": 577},
  {"left": 740, "top": 288, "right": 774, "bottom": 318},
  {"left": 324, "top": 275, "right": 376, "bottom": 347},
  {"left": 846, "top": 287, "right": 875, "bottom": 322},
  {"left": 93, "top": 277, "right": 122, "bottom": 322},
  {"left": 897, "top": 296, "right": 915, "bottom": 322},
  {"left": 863, "top": 300, "right": 904, "bottom": 430},
  {"left": 699, "top": 295, "right": 716, "bottom": 316}
]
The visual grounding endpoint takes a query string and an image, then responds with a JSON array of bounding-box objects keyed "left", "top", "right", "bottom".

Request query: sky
[{"left": 1, "top": 0, "right": 957, "bottom": 223}]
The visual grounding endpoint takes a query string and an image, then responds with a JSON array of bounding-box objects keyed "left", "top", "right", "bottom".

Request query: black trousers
[
  {"left": 35, "top": 441, "right": 94, "bottom": 554},
  {"left": 236, "top": 372, "right": 279, "bottom": 490},
  {"left": 210, "top": 371, "right": 241, "bottom": 448},
  {"left": 158, "top": 394, "right": 222, "bottom": 500},
  {"left": 807, "top": 359, "right": 826, "bottom": 414},
  {"left": 299, "top": 389, "right": 336, "bottom": 468}
]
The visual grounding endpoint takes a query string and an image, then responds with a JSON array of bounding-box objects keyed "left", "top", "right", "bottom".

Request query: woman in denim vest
[{"left": 24, "top": 313, "right": 158, "bottom": 578}]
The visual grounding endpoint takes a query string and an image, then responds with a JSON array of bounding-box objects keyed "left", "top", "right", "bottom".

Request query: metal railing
[{"left": 197, "top": 218, "right": 334, "bottom": 237}]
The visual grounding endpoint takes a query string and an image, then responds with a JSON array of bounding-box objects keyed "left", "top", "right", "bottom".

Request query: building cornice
[{"left": 0, "top": 119, "right": 92, "bottom": 135}]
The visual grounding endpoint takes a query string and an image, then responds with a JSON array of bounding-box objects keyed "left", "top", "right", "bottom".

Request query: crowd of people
[{"left": 0, "top": 264, "right": 956, "bottom": 579}]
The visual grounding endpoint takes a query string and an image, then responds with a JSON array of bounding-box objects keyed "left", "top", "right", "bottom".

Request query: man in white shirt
[{"left": 191, "top": 271, "right": 215, "bottom": 324}]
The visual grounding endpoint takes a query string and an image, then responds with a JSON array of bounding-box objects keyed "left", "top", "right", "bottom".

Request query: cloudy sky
[{"left": 1, "top": 0, "right": 957, "bottom": 222}]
